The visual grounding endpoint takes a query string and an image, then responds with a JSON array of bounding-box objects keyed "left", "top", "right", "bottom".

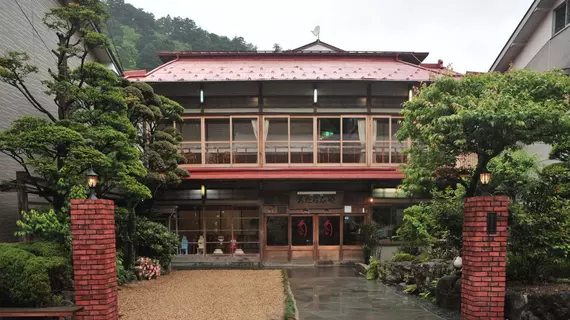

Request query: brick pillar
[
  {"left": 70, "top": 199, "right": 118, "bottom": 320},
  {"left": 461, "top": 196, "right": 508, "bottom": 320}
]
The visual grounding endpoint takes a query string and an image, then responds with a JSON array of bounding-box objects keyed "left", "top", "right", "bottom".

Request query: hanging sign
[{"left": 289, "top": 191, "right": 344, "bottom": 209}]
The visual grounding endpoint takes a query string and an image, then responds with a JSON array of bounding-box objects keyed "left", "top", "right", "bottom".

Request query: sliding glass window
[
  {"left": 179, "top": 119, "right": 202, "bottom": 165},
  {"left": 373, "top": 117, "right": 408, "bottom": 164},
  {"left": 180, "top": 117, "right": 259, "bottom": 165}
]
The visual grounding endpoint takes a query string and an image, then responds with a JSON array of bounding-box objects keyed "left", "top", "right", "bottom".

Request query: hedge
[{"left": 0, "top": 242, "right": 72, "bottom": 307}]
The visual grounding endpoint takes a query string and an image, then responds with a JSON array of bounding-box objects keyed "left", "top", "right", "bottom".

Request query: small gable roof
[{"left": 290, "top": 40, "right": 344, "bottom": 52}]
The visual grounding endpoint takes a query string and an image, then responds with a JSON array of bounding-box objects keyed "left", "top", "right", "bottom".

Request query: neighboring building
[
  {"left": 490, "top": 0, "right": 570, "bottom": 164},
  {"left": 0, "top": 0, "right": 121, "bottom": 241},
  {"left": 125, "top": 40, "right": 459, "bottom": 265},
  {"left": 490, "top": 0, "right": 570, "bottom": 73}
]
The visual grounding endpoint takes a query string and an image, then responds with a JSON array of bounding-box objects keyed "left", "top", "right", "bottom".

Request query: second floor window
[
  {"left": 179, "top": 117, "right": 259, "bottom": 165},
  {"left": 178, "top": 116, "right": 407, "bottom": 166},
  {"left": 554, "top": 1, "right": 569, "bottom": 34}
]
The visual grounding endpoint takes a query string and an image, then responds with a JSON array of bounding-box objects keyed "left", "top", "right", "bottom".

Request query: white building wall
[{"left": 512, "top": 0, "right": 565, "bottom": 68}]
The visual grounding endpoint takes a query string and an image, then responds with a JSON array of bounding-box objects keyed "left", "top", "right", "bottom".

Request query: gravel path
[{"left": 118, "top": 270, "right": 285, "bottom": 320}]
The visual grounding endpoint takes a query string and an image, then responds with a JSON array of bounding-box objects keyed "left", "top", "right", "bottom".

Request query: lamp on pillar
[
  {"left": 479, "top": 170, "right": 492, "bottom": 196},
  {"left": 86, "top": 168, "right": 98, "bottom": 200},
  {"left": 479, "top": 171, "right": 491, "bottom": 185}
]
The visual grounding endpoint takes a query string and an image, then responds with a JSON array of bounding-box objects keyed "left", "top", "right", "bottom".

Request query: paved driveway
[{"left": 287, "top": 267, "right": 443, "bottom": 320}]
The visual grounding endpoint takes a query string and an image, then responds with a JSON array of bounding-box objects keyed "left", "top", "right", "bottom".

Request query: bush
[
  {"left": 395, "top": 186, "right": 464, "bottom": 252},
  {"left": 15, "top": 209, "right": 71, "bottom": 246},
  {"left": 135, "top": 217, "right": 179, "bottom": 269},
  {"left": 366, "top": 257, "right": 381, "bottom": 280},
  {"left": 391, "top": 253, "right": 416, "bottom": 262},
  {"left": 0, "top": 242, "right": 72, "bottom": 307},
  {"left": 117, "top": 252, "right": 135, "bottom": 285}
]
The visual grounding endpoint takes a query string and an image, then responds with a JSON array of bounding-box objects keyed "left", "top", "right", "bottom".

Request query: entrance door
[
  {"left": 317, "top": 215, "right": 341, "bottom": 262},
  {"left": 290, "top": 215, "right": 315, "bottom": 263}
]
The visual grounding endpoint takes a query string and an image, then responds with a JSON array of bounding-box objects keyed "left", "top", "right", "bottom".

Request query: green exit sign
[{"left": 321, "top": 131, "right": 334, "bottom": 138}]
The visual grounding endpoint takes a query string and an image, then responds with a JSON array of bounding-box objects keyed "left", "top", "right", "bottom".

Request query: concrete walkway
[{"left": 287, "top": 267, "right": 443, "bottom": 320}]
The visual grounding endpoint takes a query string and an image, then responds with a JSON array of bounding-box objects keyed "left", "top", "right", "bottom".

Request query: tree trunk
[
  {"left": 465, "top": 154, "right": 488, "bottom": 198},
  {"left": 124, "top": 203, "right": 137, "bottom": 270}
]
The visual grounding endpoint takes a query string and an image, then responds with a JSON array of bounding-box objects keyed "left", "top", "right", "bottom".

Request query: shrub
[
  {"left": 117, "top": 252, "right": 135, "bottom": 285},
  {"left": 135, "top": 257, "right": 161, "bottom": 280},
  {"left": 395, "top": 186, "right": 464, "bottom": 252},
  {"left": 15, "top": 209, "right": 71, "bottom": 246},
  {"left": 391, "top": 253, "right": 416, "bottom": 262},
  {"left": 0, "top": 242, "right": 72, "bottom": 307},
  {"left": 12, "top": 241, "right": 68, "bottom": 258},
  {"left": 366, "top": 257, "right": 381, "bottom": 280},
  {"left": 135, "top": 217, "right": 179, "bottom": 269}
]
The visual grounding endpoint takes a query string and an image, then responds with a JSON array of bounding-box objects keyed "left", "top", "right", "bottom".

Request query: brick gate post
[
  {"left": 461, "top": 196, "right": 508, "bottom": 320},
  {"left": 70, "top": 199, "right": 118, "bottom": 320}
]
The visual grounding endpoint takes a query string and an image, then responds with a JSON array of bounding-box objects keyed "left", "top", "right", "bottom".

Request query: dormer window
[{"left": 554, "top": 1, "right": 569, "bottom": 34}]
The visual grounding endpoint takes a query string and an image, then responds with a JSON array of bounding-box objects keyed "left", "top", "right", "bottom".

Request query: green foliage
[
  {"left": 366, "top": 257, "right": 381, "bottom": 280},
  {"left": 135, "top": 217, "right": 179, "bottom": 269},
  {"left": 403, "top": 284, "right": 417, "bottom": 294},
  {"left": 0, "top": 242, "right": 72, "bottom": 307},
  {"left": 488, "top": 150, "right": 540, "bottom": 199},
  {"left": 15, "top": 209, "right": 71, "bottom": 245},
  {"left": 396, "top": 185, "right": 465, "bottom": 251},
  {"left": 123, "top": 81, "right": 188, "bottom": 193},
  {"left": 391, "top": 253, "right": 416, "bottom": 262},
  {"left": 281, "top": 269, "right": 296, "bottom": 320},
  {"left": 0, "top": 1, "right": 151, "bottom": 212},
  {"left": 105, "top": 0, "right": 256, "bottom": 70},
  {"left": 508, "top": 177, "right": 570, "bottom": 281},
  {"left": 351, "top": 221, "right": 387, "bottom": 250},
  {"left": 116, "top": 252, "right": 135, "bottom": 285},
  {"left": 398, "top": 69, "right": 570, "bottom": 197}
]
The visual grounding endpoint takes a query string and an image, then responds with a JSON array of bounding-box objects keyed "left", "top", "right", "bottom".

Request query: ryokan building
[{"left": 124, "top": 40, "right": 459, "bottom": 266}]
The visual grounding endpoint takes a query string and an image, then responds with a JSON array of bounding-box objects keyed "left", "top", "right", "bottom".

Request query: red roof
[{"left": 125, "top": 56, "right": 460, "bottom": 83}]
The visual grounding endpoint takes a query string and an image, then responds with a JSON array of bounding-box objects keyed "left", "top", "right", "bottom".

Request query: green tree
[
  {"left": 120, "top": 81, "right": 188, "bottom": 267},
  {"left": 105, "top": 0, "right": 256, "bottom": 70},
  {"left": 398, "top": 70, "right": 570, "bottom": 198},
  {"left": 0, "top": 1, "right": 150, "bottom": 212}
]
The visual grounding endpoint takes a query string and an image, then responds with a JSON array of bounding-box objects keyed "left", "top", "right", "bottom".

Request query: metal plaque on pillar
[{"left": 289, "top": 191, "right": 344, "bottom": 209}]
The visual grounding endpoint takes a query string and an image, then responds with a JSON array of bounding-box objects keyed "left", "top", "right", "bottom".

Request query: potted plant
[{"left": 352, "top": 221, "right": 385, "bottom": 264}]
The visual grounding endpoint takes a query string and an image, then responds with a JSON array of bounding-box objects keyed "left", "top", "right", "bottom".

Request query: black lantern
[
  {"left": 479, "top": 170, "right": 492, "bottom": 196},
  {"left": 480, "top": 171, "right": 492, "bottom": 185},
  {"left": 87, "top": 168, "right": 98, "bottom": 200}
]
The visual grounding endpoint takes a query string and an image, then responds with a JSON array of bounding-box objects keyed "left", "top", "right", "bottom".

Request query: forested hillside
[{"left": 104, "top": 0, "right": 257, "bottom": 71}]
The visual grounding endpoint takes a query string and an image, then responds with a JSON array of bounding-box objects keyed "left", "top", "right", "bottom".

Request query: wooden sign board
[{"left": 289, "top": 192, "right": 344, "bottom": 209}]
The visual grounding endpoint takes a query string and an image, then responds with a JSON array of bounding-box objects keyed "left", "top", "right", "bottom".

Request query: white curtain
[
  {"left": 357, "top": 119, "right": 366, "bottom": 163},
  {"left": 251, "top": 119, "right": 259, "bottom": 140},
  {"left": 371, "top": 120, "right": 378, "bottom": 163},
  {"left": 251, "top": 119, "right": 270, "bottom": 141}
]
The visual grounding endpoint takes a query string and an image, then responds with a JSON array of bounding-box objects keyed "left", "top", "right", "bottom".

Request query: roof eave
[{"left": 490, "top": 0, "right": 555, "bottom": 72}]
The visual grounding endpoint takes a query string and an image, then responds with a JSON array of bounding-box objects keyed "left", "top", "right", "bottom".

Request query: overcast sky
[{"left": 125, "top": 0, "right": 533, "bottom": 73}]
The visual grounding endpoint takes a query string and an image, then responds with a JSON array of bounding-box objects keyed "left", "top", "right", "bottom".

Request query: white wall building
[{"left": 490, "top": 0, "right": 570, "bottom": 166}]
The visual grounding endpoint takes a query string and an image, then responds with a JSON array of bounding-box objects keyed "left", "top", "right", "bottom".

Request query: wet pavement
[{"left": 287, "top": 267, "right": 443, "bottom": 320}]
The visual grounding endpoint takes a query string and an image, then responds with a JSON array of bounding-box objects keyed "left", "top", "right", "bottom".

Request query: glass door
[
  {"left": 317, "top": 215, "right": 341, "bottom": 262},
  {"left": 290, "top": 215, "right": 315, "bottom": 263}
]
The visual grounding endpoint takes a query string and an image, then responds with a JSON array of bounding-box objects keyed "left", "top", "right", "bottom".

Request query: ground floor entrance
[
  {"left": 265, "top": 213, "right": 365, "bottom": 264},
  {"left": 157, "top": 180, "right": 416, "bottom": 265}
]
